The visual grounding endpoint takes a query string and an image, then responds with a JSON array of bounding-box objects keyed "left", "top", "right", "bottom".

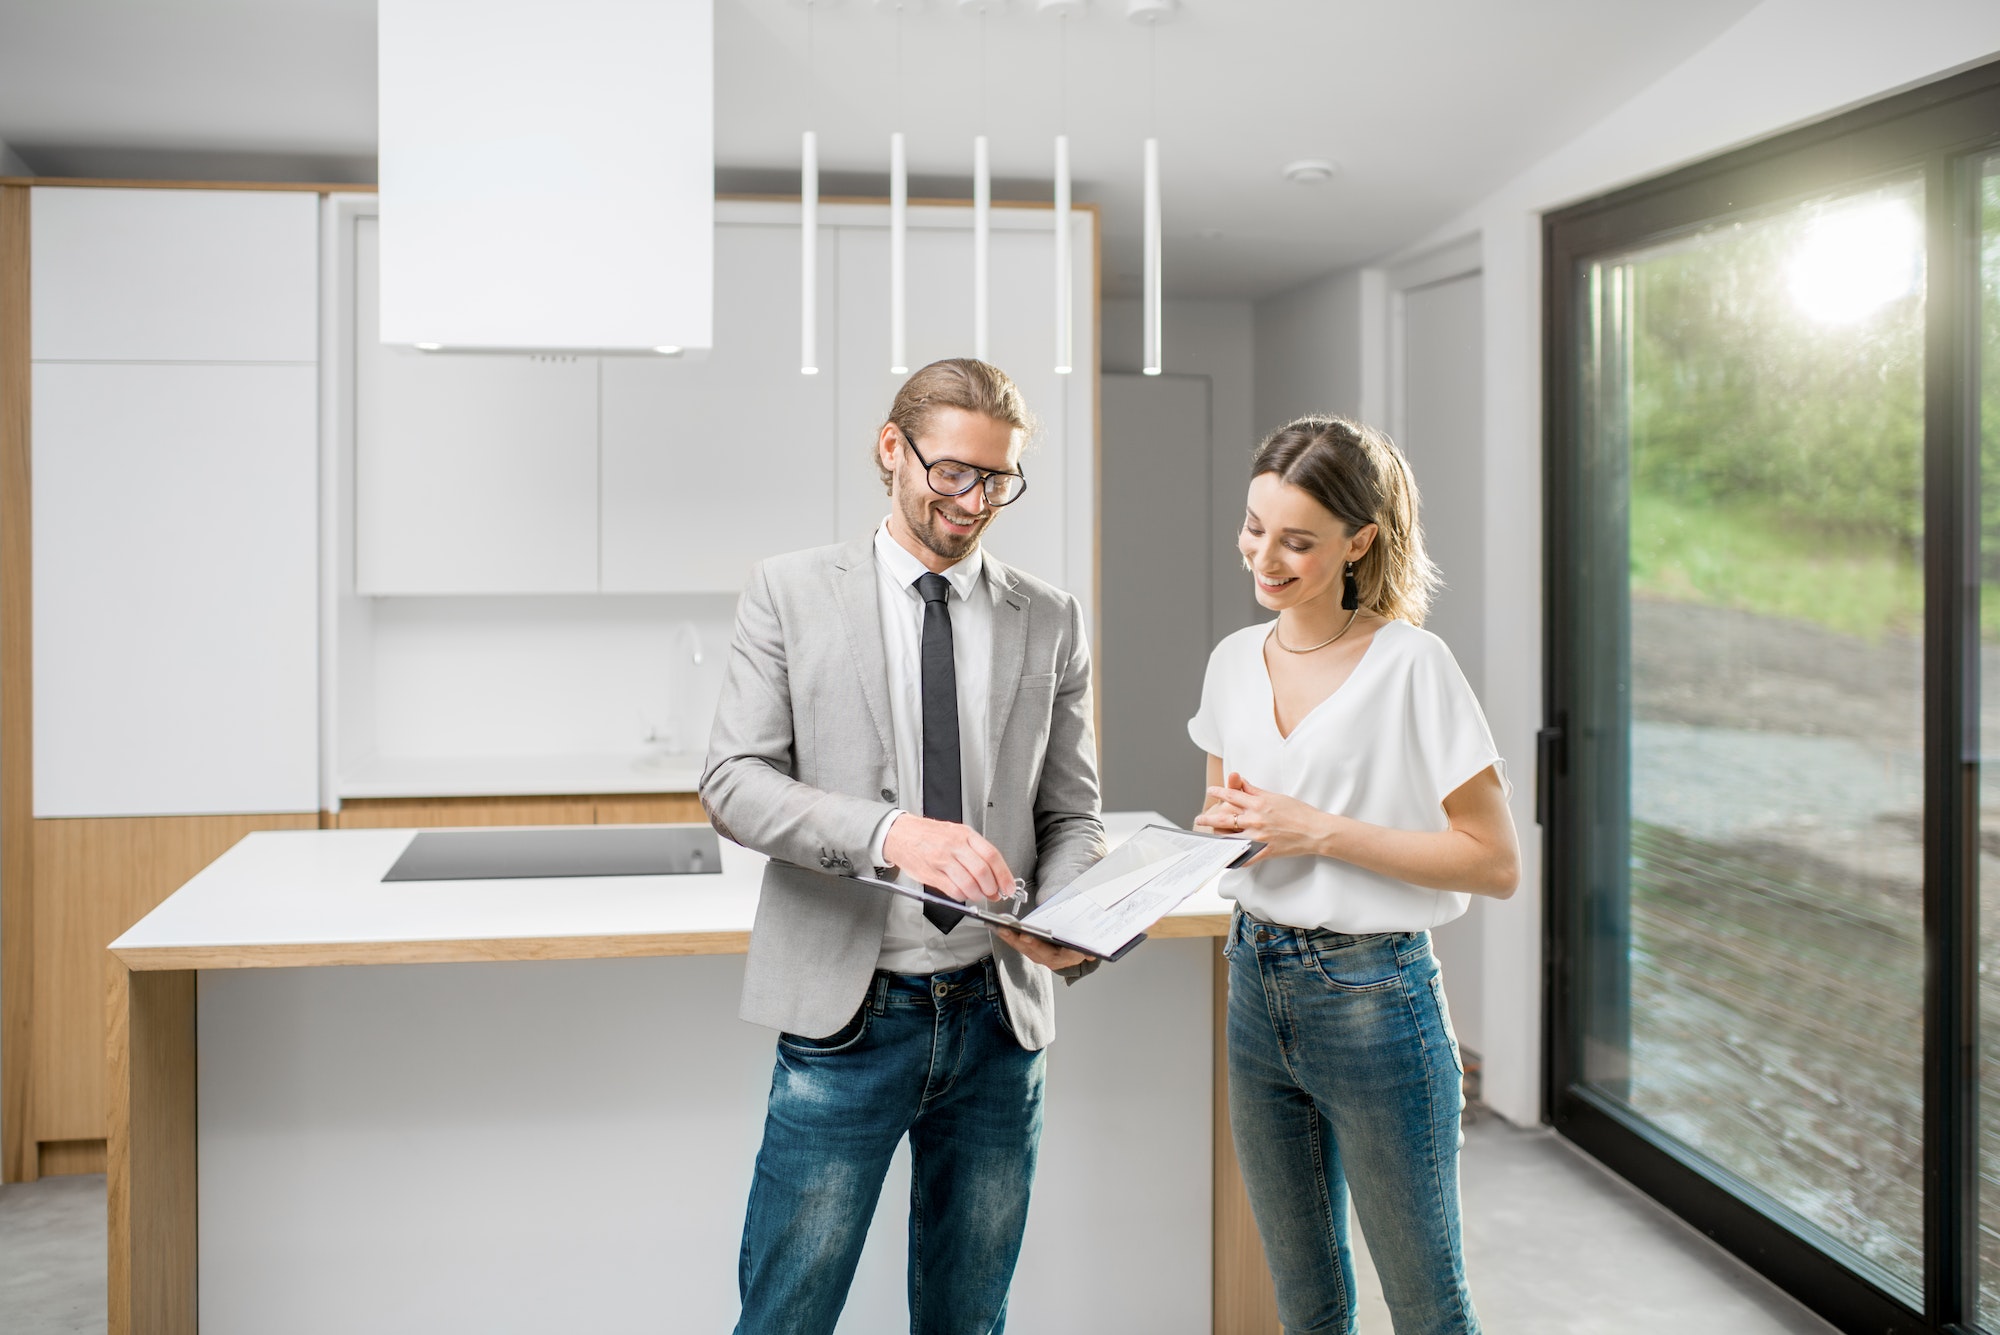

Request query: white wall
[
  {"left": 0, "top": 141, "right": 30, "bottom": 176},
  {"left": 1102, "top": 296, "right": 1260, "bottom": 645},
  {"left": 1371, "top": 0, "right": 2000, "bottom": 1128},
  {"left": 351, "top": 595, "right": 736, "bottom": 767},
  {"left": 1251, "top": 268, "right": 1384, "bottom": 447}
]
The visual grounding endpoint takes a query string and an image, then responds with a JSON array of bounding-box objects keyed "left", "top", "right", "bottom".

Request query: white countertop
[
  {"left": 339, "top": 751, "right": 704, "bottom": 799},
  {"left": 111, "top": 812, "right": 1234, "bottom": 964}
]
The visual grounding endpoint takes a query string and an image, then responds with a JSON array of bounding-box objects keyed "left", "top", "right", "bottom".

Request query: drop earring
[{"left": 1341, "top": 561, "right": 1358, "bottom": 611}]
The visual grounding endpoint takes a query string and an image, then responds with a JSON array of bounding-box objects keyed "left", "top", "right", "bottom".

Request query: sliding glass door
[{"left": 1546, "top": 64, "right": 2000, "bottom": 1335}]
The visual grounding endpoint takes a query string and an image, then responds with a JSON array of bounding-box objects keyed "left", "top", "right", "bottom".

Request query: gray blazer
[{"left": 699, "top": 535, "right": 1105, "bottom": 1051}]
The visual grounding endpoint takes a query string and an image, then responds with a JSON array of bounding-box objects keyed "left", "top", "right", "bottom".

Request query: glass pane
[
  {"left": 1574, "top": 176, "right": 1928, "bottom": 1294},
  {"left": 1976, "top": 151, "right": 2000, "bottom": 1328}
]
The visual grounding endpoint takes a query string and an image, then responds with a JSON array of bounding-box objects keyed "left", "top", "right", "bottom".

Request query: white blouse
[{"left": 1187, "top": 619, "right": 1507, "bottom": 935}]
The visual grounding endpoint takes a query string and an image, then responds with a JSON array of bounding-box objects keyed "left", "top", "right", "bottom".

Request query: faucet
[{"left": 644, "top": 621, "right": 708, "bottom": 754}]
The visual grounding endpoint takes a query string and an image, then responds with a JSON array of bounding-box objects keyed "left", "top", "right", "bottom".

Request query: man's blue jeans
[
  {"left": 735, "top": 957, "right": 1045, "bottom": 1335},
  {"left": 1227, "top": 911, "right": 1480, "bottom": 1335}
]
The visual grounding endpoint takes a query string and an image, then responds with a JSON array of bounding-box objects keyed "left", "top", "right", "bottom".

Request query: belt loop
[{"left": 871, "top": 972, "right": 890, "bottom": 1016}]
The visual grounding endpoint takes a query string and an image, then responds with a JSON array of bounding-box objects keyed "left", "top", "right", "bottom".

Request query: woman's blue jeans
[
  {"left": 734, "top": 957, "right": 1044, "bottom": 1335},
  {"left": 1227, "top": 910, "right": 1480, "bottom": 1335}
]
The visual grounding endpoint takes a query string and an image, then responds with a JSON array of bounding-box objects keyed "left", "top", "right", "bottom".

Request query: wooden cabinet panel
[
  {"left": 27, "top": 814, "right": 315, "bottom": 1149},
  {"left": 30, "top": 187, "right": 317, "bottom": 363},
  {"left": 32, "top": 361, "right": 320, "bottom": 817},
  {"left": 333, "top": 796, "right": 597, "bottom": 829},
  {"left": 335, "top": 794, "right": 705, "bottom": 828},
  {"left": 353, "top": 218, "right": 601, "bottom": 595},
  {"left": 598, "top": 223, "right": 838, "bottom": 592},
  {"left": 595, "top": 795, "right": 704, "bottom": 825}
]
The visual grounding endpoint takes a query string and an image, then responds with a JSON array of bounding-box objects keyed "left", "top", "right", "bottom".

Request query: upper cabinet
[
  {"left": 598, "top": 222, "right": 838, "bottom": 593},
  {"left": 31, "top": 187, "right": 317, "bottom": 363},
  {"left": 30, "top": 187, "right": 321, "bottom": 818},
  {"left": 343, "top": 200, "right": 1096, "bottom": 608},
  {"left": 352, "top": 218, "right": 600, "bottom": 595}
]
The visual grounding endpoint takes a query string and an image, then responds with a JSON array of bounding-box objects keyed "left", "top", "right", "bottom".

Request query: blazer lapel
[
  {"left": 984, "top": 556, "right": 1031, "bottom": 798},
  {"left": 832, "top": 539, "right": 897, "bottom": 766}
]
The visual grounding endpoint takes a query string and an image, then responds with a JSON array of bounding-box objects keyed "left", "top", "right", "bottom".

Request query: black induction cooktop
[{"left": 382, "top": 824, "right": 723, "bottom": 881}]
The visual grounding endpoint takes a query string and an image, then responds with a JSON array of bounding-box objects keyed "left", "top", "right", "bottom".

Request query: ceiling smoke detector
[{"left": 1282, "top": 159, "right": 1340, "bottom": 185}]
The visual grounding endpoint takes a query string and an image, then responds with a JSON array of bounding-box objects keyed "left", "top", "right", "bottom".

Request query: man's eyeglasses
[{"left": 903, "top": 433, "right": 1028, "bottom": 507}]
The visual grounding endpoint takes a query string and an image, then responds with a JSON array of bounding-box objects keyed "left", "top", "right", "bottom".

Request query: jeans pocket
[
  {"left": 1306, "top": 935, "right": 1403, "bottom": 993},
  {"left": 1428, "top": 972, "right": 1465, "bottom": 1075},
  {"left": 778, "top": 1002, "right": 871, "bottom": 1056}
]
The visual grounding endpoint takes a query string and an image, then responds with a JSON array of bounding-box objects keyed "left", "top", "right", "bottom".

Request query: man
[{"left": 700, "top": 357, "right": 1105, "bottom": 1335}]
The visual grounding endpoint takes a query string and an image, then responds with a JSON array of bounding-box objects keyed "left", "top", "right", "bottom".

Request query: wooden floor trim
[{"left": 37, "top": 1136, "right": 106, "bottom": 1176}]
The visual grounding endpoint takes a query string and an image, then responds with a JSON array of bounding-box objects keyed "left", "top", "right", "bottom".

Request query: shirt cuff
[{"left": 869, "top": 808, "right": 907, "bottom": 870}]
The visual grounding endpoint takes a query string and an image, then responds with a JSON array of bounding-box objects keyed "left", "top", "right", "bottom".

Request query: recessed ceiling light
[
  {"left": 1125, "top": 0, "right": 1177, "bottom": 22},
  {"left": 653, "top": 345, "right": 683, "bottom": 356},
  {"left": 414, "top": 342, "right": 442, "bottom": 351},
  {"left": 1282, "top": 159, "right": 1340, "bottom": 185}
]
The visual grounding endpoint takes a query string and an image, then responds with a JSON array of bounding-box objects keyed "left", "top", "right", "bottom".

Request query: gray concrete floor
[
  {"left": 0, "top": 1121, "right": 1836, "bottom": 1333},
  {"left": 1354, "top": 1117, "right": 1836, "bottom": 1333},
  {"left": 0, "top": 1171, "right": 105, "bottom": 1335}
]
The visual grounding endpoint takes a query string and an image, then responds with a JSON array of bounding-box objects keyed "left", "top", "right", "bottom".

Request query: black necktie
[{"left": 916, "top": 572, "right": 965, "bottom": 934}]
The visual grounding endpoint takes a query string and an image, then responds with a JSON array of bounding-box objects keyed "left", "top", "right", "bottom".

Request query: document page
[{"left": 1023, "top": 827, "right": 1253, "bottom": 959}]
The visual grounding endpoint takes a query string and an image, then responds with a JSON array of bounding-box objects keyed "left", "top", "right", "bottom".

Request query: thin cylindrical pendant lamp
[
  {"left": 890, "top": 130, "right": 909, "bottom": 374},
  {"left": 802, "top": 130, "right": 819, "bottom": 374},
  {"left": 973, "top": 134, "right": 990, "bottom": 360},
  {"left": 1041, "top": 0, "right": 1080, "bottom": 375},
  {"left": 1129, "top": 0, "right": 1175, "bottom": 375},
  {"left": 1053, "top": 133, "right": 1072, "bottom": 374},
  {"left": 1142, "top": 136, "right": 1161, "bottom": 375}
]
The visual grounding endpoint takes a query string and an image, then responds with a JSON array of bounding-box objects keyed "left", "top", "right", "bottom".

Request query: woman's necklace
[{"left": 1269, "top": 606, "right": 1361, "bottom": 654}]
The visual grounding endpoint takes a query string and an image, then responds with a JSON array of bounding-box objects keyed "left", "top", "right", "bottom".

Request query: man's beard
[{"left": 901, "top": 488, "right": 989, "bottom": 561}]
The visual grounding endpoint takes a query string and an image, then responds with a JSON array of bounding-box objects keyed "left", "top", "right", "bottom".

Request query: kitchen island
[{"left": 106, "top": 814, "right": 1266, "bottom": 1334}]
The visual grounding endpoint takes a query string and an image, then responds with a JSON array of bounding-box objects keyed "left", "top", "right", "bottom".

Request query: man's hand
[
  {"left": 883, "top": 814, "right": 1016, "bottom": 903},
  {"left": 995, "top": 927, "right": 1093, "bottom": 973}
]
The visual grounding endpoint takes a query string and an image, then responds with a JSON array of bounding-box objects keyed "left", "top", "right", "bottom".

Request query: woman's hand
[{"left": 1194, "top": 772, "right": 1332, "bottom": 864}]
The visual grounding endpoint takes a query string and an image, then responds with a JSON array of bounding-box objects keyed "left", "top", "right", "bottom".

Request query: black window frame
[{"left": 1543, "top": 58, "right": 2000, "bottom": 1335}]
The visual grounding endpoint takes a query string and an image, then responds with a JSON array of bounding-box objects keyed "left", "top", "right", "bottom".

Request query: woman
[{"left": 1191, "top": 415, "right": 1518, "bottom": 1335}]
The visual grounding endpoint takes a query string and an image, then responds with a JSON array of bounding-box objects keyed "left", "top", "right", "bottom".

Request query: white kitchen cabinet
[
  {"left": 598, "top": 222, "right": 838, "bottom": 592},
  {"left": 834, "top": 212, "right": 1094, "bottom": 607},
  {"left": 31, "top": 187, "right": 318, "bottom": 364},
  {"left": 32, "top": 363, "right": 320, "bottom": 817},
  {"left": 353, "top": 218, "right": 601, "bottom": 594}
]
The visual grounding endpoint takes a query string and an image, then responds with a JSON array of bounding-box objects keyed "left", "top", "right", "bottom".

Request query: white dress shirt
[{"left": 867, "top": 522, "right": 998, "bottom": 974}]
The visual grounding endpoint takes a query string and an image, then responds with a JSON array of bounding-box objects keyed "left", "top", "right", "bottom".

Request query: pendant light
[
  {"left": 1040, "top": 0, "right": 1080, "bottom": 375},
  {"left": 960, "top": 0, "right": 995, "bottom": 360},
  {"left": 800, "top": 1, "right": 824, "bottom": 375},
  {"left": 1129, "top": 0, "right": 1174, "bottom": 375},
  {"left": 891, "top": 129, "right": 909, "bottom": 374},
  {"left": 880, "top": 0, "right": 914, "bottom": 375}
]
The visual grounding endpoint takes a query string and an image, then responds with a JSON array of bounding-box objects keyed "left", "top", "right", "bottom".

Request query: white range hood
[{"left": 377, "top": 0, "right": 713, "bottom": 355}]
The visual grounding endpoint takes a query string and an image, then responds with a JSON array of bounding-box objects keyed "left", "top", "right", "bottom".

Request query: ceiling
[{"left": 0, "top": 0, "right": 1763, "bottom": 299}]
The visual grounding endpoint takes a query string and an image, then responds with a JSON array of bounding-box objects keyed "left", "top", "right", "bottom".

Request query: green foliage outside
[{"left": 1625, "top": 173, "right": 2000, "bottom": 643}]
